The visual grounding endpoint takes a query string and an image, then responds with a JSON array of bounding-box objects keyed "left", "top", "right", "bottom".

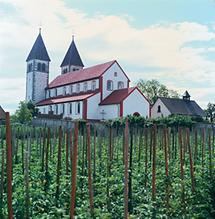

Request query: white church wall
[
  {"left": 102, "top": 62, "right": 129, "bottom": 100},
  {"left": 99, "top": 104, "right": 119, "bottom": 120},
  {"left": 123, "top": 89, "right": 150, "bottom": 118},
  {"left": 87, "top": 93, "right": 101, "bottom": 120},
  {"left": 151, "top": 99, "right": 171, "bottom": 118}
]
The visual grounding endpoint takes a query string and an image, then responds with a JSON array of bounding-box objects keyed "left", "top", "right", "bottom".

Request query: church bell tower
[{"left": 26, "top": 29, "right": 51, "bottom": 104}]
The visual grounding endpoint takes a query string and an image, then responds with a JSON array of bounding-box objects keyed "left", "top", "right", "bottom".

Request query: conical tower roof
[
  {"left": 60, "top": 37, "right": 84, "bottom": 67},
  {"left": 26, "top": 31, "right": 50, "bottom": 62}
]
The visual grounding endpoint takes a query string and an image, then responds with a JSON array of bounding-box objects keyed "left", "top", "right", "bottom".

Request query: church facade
[{"left": 26, "top": 32, "right": 150, "bottom": 120}]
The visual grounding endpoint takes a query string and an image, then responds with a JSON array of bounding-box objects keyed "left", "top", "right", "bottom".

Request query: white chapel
[{"left": 26, "top": 31, "right": 150, "bottom": 120}]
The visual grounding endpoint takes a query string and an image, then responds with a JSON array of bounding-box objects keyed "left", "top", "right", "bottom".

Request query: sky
[{"left": 0, "top": 0, "right": 215, "bottom": 113}]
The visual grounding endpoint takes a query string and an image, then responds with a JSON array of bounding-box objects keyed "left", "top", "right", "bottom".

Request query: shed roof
[{"left": 159, "top": 97, "right": 206, "bottom": 117}]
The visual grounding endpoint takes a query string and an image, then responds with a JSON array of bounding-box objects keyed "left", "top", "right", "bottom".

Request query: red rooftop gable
[
  {"left": 99, "top": 87, "right": 136, "bottom": 105},
  {"left": 49, "top": 60, "right": 116, "bottom": 88}
]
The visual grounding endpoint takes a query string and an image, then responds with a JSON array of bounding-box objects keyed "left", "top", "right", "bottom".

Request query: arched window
[
  {"left": 69, "top": 103, "right": 72, "bottom": 114},
  {"left": 118, "top": 81, "right": 124, "bottom": 89},
  {"left": 63, "top": 86, "right": 67, "bottom": 95},
  {"left": 37, "top": 63, "right": 41, "bottom": 71},
  {"left": 76, "top": 83, "right": 80, "bottom": 93},
  {"left": 83, "top": 82, "right": 88, "bottom": 92},
  {"left": 76, "top": 102, "right": 80, "bottom": 114},
  {"left": 55, "top": 105, "right": 58, "bottom": 114},
  {"left": 42, "top": 63, "right": 46, "bottom": 72},
  {"left": 157, "top": 105, "right": 161, "bottom": 113},
  {"left": 62, "top": 104, "right": 65, "bottom": 114},
  {"left": 107, "top": 80, "right": 113, "bottom": 91},
  {"left": 91, "top": 80, "right": 96, "bottom": 91}
]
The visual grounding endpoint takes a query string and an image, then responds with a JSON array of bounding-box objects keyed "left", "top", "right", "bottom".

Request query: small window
[
  {"left": 69, "top": 103, "right": 72, "bottom": 114},
  {"left": 49, "top": 105, "right": 52, "bottom": 112},
  {"left": 118, "top": 81, "right": 124, "bottom": 89},
  {"left": 63, "top": 68, "right": 68, "bottom": 74},
  {"left": 157, "top": 105, "right": 161, "bottom": 113},
  {"left": 42, "top": 63, "right": 46, "bottom": 72},
  {"left": 83, "top": 82, "right": 87, "bottom": 92},
  {"left": 92, "top": 80, "right": 96, "bottom": 91},
  {"left": 63, "top": 87, "right": 66, "bottom": 95},
  {"left": 55, "top": 105, "right": 58, "bottom": 114},
  {"left": 76, "top": 102, "right": 80, "bottom": 114},
  {"left": 114, "top": 72, "right": 117, "bottom": 77},
  {"left": 47, "top": 90, "right": 51, "bottom": 98},
  {"left": 107, "top": 80, "right": 113, "bottom": 91},
  {"left": 62, "top": 104, "right": 65, "bottom": 114},
  {"left": 70, "top": 85, "right": 73, "bottom": 94},
  {"left": 37, "top": 63, "right": 41, "bottom": 71},
  {"left": 55, "top": 88, "right": 57, "bottom": 96},
  {"left": 76, "top": 84, "right": 80, "bottom": 93}
]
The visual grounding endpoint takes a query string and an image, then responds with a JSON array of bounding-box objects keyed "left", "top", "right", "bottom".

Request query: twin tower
[{"left": 26, "top": 30, "right": 84, "bottom": 104}]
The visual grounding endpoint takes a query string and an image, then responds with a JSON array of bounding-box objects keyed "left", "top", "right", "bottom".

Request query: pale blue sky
[{"left": 0, "top": 0, "right": 215, "bottom": 112}]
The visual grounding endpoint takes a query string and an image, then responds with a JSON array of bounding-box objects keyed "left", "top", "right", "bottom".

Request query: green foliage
[
  {"left": 12, "top": 101, "right": 32, "bottom": 124},
  {"left": 205, "top": 103, "right": 215, "bottom": 122},
  {"left": 136, "top": 79, "right": 179, "bottom": 104},
  {"left": 107, "top": 115, "right": 199, "bottom": 128}
]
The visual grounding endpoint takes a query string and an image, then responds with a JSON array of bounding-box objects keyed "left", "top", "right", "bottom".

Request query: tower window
[
  {"left": 118, "top": 81, "right": 124, "bottom": 89},
  {"left": 37, "top": 63, "right": 41, "bottom": 71},
  {"left": 157, "top": 105, "right": 161, "bottom": 113},
  {"left": 91, "top": 80, "right": 96, "bottom": 91},
  {"left": 107, "top": 80, "right": 113, "bottom": 91},
  {"left": 63, "top": 68, "right": 68, "bottom": 74},
  {"left": 114, "top": 72, "right": 117, "bottom": 77},
  {"left": 42, "top": 63, "right": 46, "bottom": 72}
]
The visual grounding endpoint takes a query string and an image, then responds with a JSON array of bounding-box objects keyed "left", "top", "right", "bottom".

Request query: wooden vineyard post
[
  {"left": 163, "top": 127, "right": 169, "bottom": 209},
  {"left": 66, "top": 130, "right": 69, "bottom": 175},
  {"left": 144, "top": 128, "right": 148, "bottom": 188},
  {"left": 86, "top": 123, "right": 94, "bottom": 217},
  {"left": 45, "top": 127, "right": 50, "bottom": 191},
  {"left": 25, "top": 136, "right": 30, "bottom": 218},
  {"left": 128, "top": 126, "right": 133, "bottom": 213},
  {"left": 179, "top": 128, "right": 185, "bottom": 212},
  {"left": 187, "top": 129, "right": 195, "bottom": 193},
  {"left": 56, "top": 126, "right": 62, "bottom": 205},
  {"left": 194, "top": 128, "right": 198, "bottom": 167},
  {"left": 208, "top": 129, "right": 212, "bottom": 178},
  {"left": 5, "top": 112, "right": 13, "bottom": 219},
  {"left": 0, "top": 128, "right": 4, "bottom": 218},
  {"left": 152, "top": 125, "right": 157, "bottom": 201},
  {"left": 124, "top": 119, "right": 129, "bottom": 219},
  {"left": 41, "top": 127, "right": 46, "bottom": 172},
  {"left": 201, "top": 128, "right": 205, "bottom": 175},
  {"left": 93, "top": 125, "right": 96, "bottom": 183},
  {"left": 70, "top": 122, "right": 79, "bottom": 219}
]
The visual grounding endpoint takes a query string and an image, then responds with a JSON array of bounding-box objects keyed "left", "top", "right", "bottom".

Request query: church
[{"left": 25, "top": 31, "right": 150, "bottom": 120}]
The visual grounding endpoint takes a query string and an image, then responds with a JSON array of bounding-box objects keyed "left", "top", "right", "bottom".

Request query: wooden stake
[{"left": 5, "top": 112, "right": 13, "bottom": 219}]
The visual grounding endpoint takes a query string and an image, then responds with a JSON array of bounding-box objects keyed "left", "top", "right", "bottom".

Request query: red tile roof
[
  {"left": 48, "top": 60, "right": 116, "bottom": 88},
  {"left": 37, "top": 92, "right": 96, "bottom": 106},
  {"left": 99, "top": 87, "right": 136, "bottom": 105}
]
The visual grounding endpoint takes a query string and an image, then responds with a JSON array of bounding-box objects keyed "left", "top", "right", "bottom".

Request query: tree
[
  {"left": 27, "top": 101, "right": 39, "bottom": 117},
  {"left": 136, "top": 79, "right": 179, "bottom": 104},
  {"left": 205, "top": 103, "right": 215, "bottom": 122},
  {"left": 12, "top": 101, "right": 32, "bottom": 124}
]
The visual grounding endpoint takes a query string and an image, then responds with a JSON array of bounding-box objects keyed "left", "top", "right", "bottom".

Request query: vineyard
[{"left": 0, "top": 113, "right": 215, "bottom": 218}]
